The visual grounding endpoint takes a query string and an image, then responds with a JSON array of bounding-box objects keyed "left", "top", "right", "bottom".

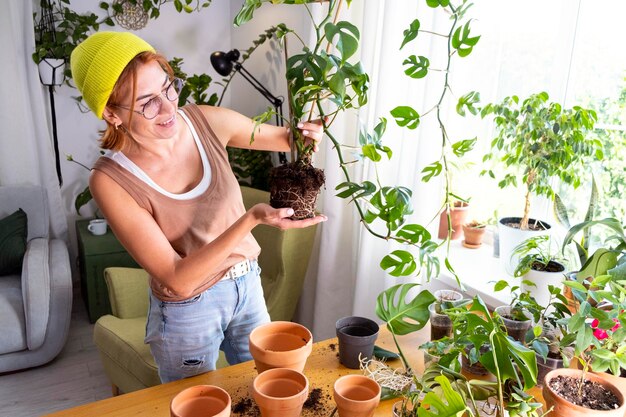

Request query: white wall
[{"left": 45, "top": 1, "right": 312, "bottom": 278}]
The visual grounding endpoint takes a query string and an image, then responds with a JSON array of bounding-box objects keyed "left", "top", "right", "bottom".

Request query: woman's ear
[{"left": 102, "top": 107, "right": 122, "bottom": 128}]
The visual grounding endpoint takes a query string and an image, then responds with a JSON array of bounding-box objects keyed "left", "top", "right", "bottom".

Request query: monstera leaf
[
  {"left": 417, "top": 375, "right": 467, "bottom": 417},
  {"left": 375, "top": 283, "right": 435, "bottom": 335}
]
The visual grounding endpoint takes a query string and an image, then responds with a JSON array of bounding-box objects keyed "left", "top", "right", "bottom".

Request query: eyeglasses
[{"left": 113, "top": 78, "right": 183, "bottom": 120}]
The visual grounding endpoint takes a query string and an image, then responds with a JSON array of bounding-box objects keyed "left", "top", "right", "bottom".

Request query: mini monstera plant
[
  {"left": 235, "top": 0, "right": 368, "bottom": 219},
  {"left": 234, "top": 0, "right": 482, "bottom": 281}
]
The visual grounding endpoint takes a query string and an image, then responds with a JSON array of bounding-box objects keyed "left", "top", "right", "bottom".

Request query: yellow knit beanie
[{"left": 71, "top": 32, "right": 155, "bottom": 119}]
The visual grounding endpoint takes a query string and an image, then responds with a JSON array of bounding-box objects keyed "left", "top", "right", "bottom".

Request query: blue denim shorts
[{"left": 144, "top": 261, "right": 270, "bottom": 383}]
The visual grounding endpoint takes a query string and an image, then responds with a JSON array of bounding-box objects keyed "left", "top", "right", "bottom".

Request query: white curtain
[{"left": 0, "top": 0, "right": 68, "bottom": 241}]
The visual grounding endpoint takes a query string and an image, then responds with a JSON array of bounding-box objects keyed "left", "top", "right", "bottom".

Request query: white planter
[
  {"left": 498, "top": 217, "right": 551, "bottom": 275},
  {"left": 522, "top": 264, "right": 566, "bottom": 308},
  {"left": 38, "top": 58, "right": 66, "bottom": 86}
]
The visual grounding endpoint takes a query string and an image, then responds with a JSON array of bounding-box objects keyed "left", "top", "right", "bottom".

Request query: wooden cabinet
[{"left": 76, "top": 219, "right": 139, "bottom": 322}]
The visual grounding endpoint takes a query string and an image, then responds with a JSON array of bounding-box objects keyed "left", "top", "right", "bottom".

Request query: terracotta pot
[
  {"left": 170, "top": 385, "right": 231, "bottom": 417},
  {"left": 437, "top": 202, "right": 469, "bottom": 240},
  {"left": 494, "top": 306, "right": 532, "bottom": 343},
  {"left": 542, "top": 368, "right": 626, "bottom": 417},
  {"left": 335, "top": 316, "right": 379, "bottom": 369},
  {"left": 462, "top": 224, "right": 486, "bottom": 248},
  {"left": 251, "top": 368, "right": 309, "bottom": 417},
  {"left": 594, "top": 371, "right": 626, "bottom": 393},
  {"left": 249, "top": 321, "right": 313, "bottom": 373},
  {"left": 333, "top": 374, "right": 381, "bottom": 417}
]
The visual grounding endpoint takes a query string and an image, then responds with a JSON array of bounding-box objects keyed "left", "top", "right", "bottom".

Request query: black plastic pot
[{"left": 335, "top": 316, "right": 379, "bottom": 369}]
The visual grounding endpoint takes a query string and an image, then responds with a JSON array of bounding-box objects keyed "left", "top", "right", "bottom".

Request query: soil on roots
[
  {"left": 269, "top": 161, "right": 325, "bottom": 220},
  {"left": 549, "top": 375, "right": 621, "bottom": 410}
]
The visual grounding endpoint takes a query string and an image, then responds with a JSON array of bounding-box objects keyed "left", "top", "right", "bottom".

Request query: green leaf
[
  {"left": 400, "top": 19, "right": 420, "bottom": 50},
  {"left": 403, "top": 55, "right": 430, "bottom": 79},
  {"left": 324, "top": 21, "right": 360, "bottom": 62},
  {"left": 421, "top": 161, "right": 442, "bottom": 182},
  {"left": 456, "top": 91, "right": 480, "bottom": 116},
  {"left": 362, "top": 144, "right": 381, "bottom": 162},
  {"left": 417, "top": 375, "right": 467, "bottom": 417},
  {"left": 380, "top": 250, "right": 418, "bottom": 277},
  {"left": 375, "top": 283, "right": 436, "bottom": 335},
  {"left": 391, "top": 106, "right": 420, "bottom": 129},
  {"left": 396, "top": 223, "right": 431, "bottom": 245},
  {"left": 451, "top": 21, "right": 480, "bottom": 57},
  {"left": 493, "top": 280, "right": 509, "bottom": 292},
  {"left": 373, "top": 345, "right": 400, "bottom": 360},
  {"left": 451, "top": 138, "right": 477, "bottom": 157},
  {"left": 75, "top": 186, "right": 93, "bottom": 215}
]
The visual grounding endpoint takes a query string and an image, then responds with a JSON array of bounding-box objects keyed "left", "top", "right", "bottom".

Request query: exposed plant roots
[
  {"left": 269, "top": 161, "right": 325, "bottom": 219},
  {"left": 361, "top": 358, "right": 412, "bottom": 392}
]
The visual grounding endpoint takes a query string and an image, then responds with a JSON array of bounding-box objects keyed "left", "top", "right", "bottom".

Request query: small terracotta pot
[
  {"left": 170, "top": 385, "right": 231, "bottom": 417},
  {"left": 437, "top": 202, "right": 469, "bottom": 240},
  {"left": 542, "top": 368, "right": 626, "bottom": 417},
  {"left": 249, "top": 321, "right": 313, "bottom": 373},
  {"left": 333, "top": 375, "right": 381, "bottom": 417},
  {"left": 251, "top": 368, "right": 309, "bottom": 417},
  {"left": 462, "top": 224, "right": 486, "bottom": 248},
  {"left": 335, "top": 316, "right": 379, "bottom": 369}
]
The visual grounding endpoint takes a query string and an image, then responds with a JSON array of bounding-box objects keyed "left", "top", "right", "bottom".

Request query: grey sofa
[{"left": 0, "top": 185, "right": 72, "bottom": 373}]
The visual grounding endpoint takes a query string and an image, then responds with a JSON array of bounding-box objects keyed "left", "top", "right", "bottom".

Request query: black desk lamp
[{"left": 210, "top": 49, "right": 287, "bottom": 164}]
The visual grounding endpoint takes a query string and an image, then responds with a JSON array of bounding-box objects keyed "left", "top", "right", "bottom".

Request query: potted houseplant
[
  {"left": 561, "top": 217, "right": 626, "bottom": 312},
  {"left": 543, "top": 279, "right": 626, "bottom": 416},
  {"left": 234, "top": 0, "right": 368, "bottom": 219},
  {"left": 462, "top": 219, "right": 487, "bottom": 248},
  {"left": 512, "top": 235, "right": 567, "bottom": 308},
  {"left": 374, "top": 286, "right": 542, "bottom": 417},
  {"left": 437, "top": 198, "right": 470, "bottom": 241},
  {"left": 480, "top": 92, "right": 601, "bottom": 273}
]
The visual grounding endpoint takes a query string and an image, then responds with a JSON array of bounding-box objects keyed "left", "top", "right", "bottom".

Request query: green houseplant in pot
[
  {"left": 480, "top": 92, "right": 602, "bottom": 274},
  {"left": 462, "top": 219, "right": 487, "bottom": 248},
  {"left": 543, "top": 278, "right": 626, "bottom": 416},
  {"left": 374, "top": 285, "right": 542, "bottom": 417},
  {"left": 512, "top": 235, "right": 567, "bottom": 309},
  {"left": 235, "top": 0, "right": 368, "bottom": 219}
]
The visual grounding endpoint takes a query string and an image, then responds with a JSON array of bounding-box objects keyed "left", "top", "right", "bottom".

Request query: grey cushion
[
  {"left": 0, "top": 276, "right": 27, "bottom": 354},
  {"left": 22, "top": 238, "right": 50, "bottom": 350}
]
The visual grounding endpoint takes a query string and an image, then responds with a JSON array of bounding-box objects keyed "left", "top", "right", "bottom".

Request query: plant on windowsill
[
  {"left": 462, "top": 219, "right": 487, "bottom": 248},
  {"left": 480, "top": 92, "right": 602, "bottom": 272},
  {"left": 511, "top": 235, "right": 567, "bottom": 308}
]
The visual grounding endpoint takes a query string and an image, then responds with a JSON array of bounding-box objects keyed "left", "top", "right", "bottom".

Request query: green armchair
[{"left": 93, "top": 186, "right": 318, "bottom": 395}]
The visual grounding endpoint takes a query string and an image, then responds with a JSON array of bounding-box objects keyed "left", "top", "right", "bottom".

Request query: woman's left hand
[{"left": 296, "top": 117, "right": 328, "bottom": 152}]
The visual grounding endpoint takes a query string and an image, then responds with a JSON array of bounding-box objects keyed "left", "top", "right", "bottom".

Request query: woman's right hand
[{"left": 250, "top": 203, "right": 327, "bottom": 230}]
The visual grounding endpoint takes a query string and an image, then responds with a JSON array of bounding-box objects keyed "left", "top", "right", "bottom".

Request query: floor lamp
[{"left": 210, "top": 49, "right": 288, "bottom": 164}]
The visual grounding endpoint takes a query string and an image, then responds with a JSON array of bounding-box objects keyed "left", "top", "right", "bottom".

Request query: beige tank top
[{"left": 92, "top": 104, "right": 261, "bottom": 301}]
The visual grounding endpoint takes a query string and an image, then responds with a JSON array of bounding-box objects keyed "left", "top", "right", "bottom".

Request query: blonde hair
[{"left": 100, "top": 51, "right": 175, "bottom": 151}]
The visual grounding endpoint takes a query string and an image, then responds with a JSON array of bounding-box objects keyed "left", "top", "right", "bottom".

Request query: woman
[{"left": 70, "top": 32, "right": 326, "bottom": 382}]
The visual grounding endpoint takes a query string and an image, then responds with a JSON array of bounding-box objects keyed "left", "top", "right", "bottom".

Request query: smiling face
[{"left": 101, "top": 52, "right": 179, "bottom": 150}]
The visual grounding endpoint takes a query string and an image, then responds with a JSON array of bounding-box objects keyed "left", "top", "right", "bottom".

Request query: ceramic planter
[
  {"left": 498, "top": 217, "right": 551, "bottom": 275},
  {"left": 437, "top": 202, "right": 469, "bottom": 240},
  {"left": 462, "top": 224, "right": 486, "bottom": 248},
  {"left": 249, "top": 321, "right": 313, "bottom": 373},
  {"left": 251, "top": 368, "right": 309, "bottom": 417},
  {"left": 494, "top": 306, "right": 532, "bottom": 343},
  {"left": 335, "top": 316, "right": 379, "bottom": 369},
  {"left": 170, "top": 385, "right": 231, "bottom": 417},
  {"left": 542, "top": 368, "right": 626, "bottom": 417},
  {"left": 333, "top": 374, "right": 381, "bottom": 417},
  {"left": 521, "top": 262, "right": 566, "bottom": 309},
  {"left": 536, "top": 353, "right": 565, "bottom": 387}
]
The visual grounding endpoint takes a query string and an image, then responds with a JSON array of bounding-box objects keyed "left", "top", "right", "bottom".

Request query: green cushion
[{"left": 0, "top": 209, "right": 28, "bottom": 275}]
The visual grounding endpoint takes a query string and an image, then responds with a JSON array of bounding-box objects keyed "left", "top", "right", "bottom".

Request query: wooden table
[{"left": 44, "top": 325, "right": 546, "bottom": 417}]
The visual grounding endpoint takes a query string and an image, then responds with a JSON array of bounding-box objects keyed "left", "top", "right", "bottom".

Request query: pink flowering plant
[{"left": 561, "top": 276, "right": 626, "bottom": 377}]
